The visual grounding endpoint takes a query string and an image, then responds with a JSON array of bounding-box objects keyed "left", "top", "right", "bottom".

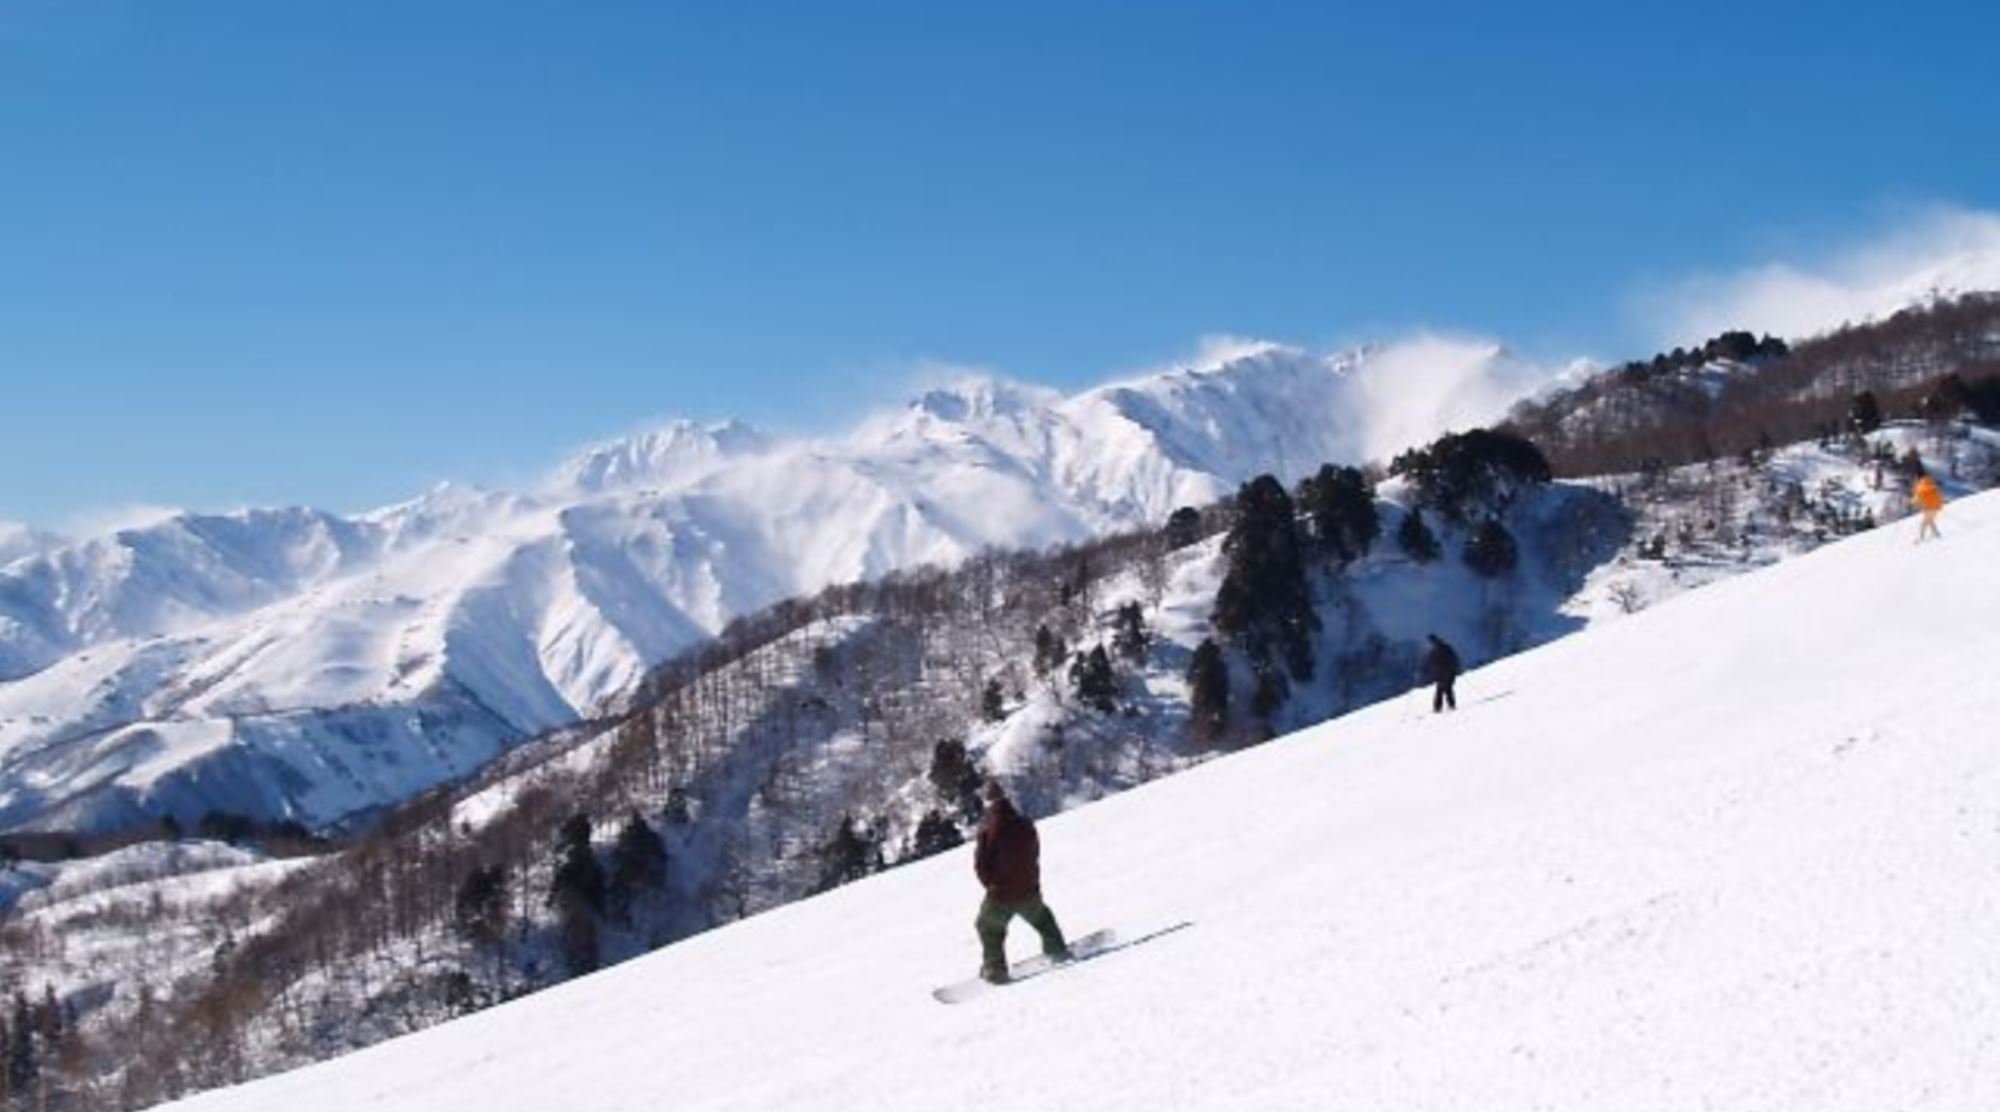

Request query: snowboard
[{"left": 931, "top": 928, "right": 1119, "bottom": 1004}]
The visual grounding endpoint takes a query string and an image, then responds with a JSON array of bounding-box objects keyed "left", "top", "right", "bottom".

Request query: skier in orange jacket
[{"left": 1913, "top": 473, "right": 1945, "bottom": 542}]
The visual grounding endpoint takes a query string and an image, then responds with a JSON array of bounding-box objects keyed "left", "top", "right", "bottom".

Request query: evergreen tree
[
  {"left": 1186, "top": 638, "right": 1230, "bottom": 743},
  {"left": 1462, "top": 518, "right": 1520, "bottom": 578},
  {"left": 1163, "top": 506, "right": 1202, "bottom": 550},
  {"left": 198, "top": 810, "right": 254, "bottom": 845},
  {"left": 5, "top": 991, "right": 32, "bottom": 1097},
  {"left": 1849, "top": 390, "right": 1884, "bottom": 435},
  {"left": 1210, "top": 475, "right": 1319, "bottom": 689},
  {"left": 1396, "top": 506, "right": 1442, "bottom": 563},
  {"left": 1110, "top": 601, "right": 1148, "bottom": 664},
  {"left": 815, "top": 815, "right": 885, "bottom": 892},
  {"left": 1031, "top": 624, "right": 1068, "bottom": 677},
  {"left": 928, "top": 738, "right": 983, "bottom": 819},
  {"left": 980, "top": 677, "right": 1006, "bottom": 722},
  {"left": 548, "top": 814, "right": 605, "bottom": 976},
  {"left": 908, "top": 809, "right": 964, "bottom": 861},
  {"left": 1068, "top": 644, "right": 1118, "bottom": 713},
  {"left": 607, "top": 811, "right": 669, "bottom": 925},
  {"left": 36, "top": 986, "right": 59, "bottom": 1045},
  {"left": 1296, "top": 464, "right": 1380, "bottom": 564},
  {"left": 1248, "top": 658, "right": 1287, "bottom": 729},
  {"left": 1388, "top": 428, "right": 1551, "bottom": 522},
  {"left": 453, "top": 864, "right": 508, "bottom": 949}
]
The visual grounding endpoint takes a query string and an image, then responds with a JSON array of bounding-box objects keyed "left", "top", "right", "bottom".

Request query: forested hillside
[{"left": 1505, "top": 291, "right": 2000, "bottom": 476}]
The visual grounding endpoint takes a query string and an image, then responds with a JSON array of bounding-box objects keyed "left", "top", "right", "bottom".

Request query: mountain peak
[
  {"left": 556, "top": 418, "right": 774, "bottom": 494},
  {"left": 906, "top": 375, "right": 1060, "bottom": 422}
]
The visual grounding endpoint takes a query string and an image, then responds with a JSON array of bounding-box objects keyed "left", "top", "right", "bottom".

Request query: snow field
[{"left": 165, "top": 492, "right": 2000, "bottom": 1111}]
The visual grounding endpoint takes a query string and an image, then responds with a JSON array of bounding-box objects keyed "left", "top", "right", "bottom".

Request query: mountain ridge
[{"left": 0, "top": 337, "right": 1537, "bottom": 835}]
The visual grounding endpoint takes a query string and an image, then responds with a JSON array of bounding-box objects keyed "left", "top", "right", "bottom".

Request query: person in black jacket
[
  {"left": 972, "top": 780, "right": 1070, "bottom": 983},
  {"left": 1423, "top": 633, "right": 1460, "bottom": 713}
]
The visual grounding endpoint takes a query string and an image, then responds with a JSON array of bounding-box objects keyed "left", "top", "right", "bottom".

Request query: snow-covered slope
[
  {"left": 0, "top": 338, "right": 1543, "bottom": 834},
  {"left": 166, "top": 490, "right": 2000, "bottom": 1112}
]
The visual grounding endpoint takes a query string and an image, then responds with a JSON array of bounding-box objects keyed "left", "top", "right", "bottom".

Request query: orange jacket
[{"left": 1914, "top": 476, "right": 1944, "bottom": 513}]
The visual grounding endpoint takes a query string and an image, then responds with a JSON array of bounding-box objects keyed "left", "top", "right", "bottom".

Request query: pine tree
[
  {"left": 5, "top": 991, "right": 32, "bottom": 1097},
  {"left": 36, "top": 985, "right": 59, "bottom": 1044},
  {"left": 1187, "top": 638, "right": 1230, "bottom": 743},
  {"left": 1068, "top": 644, "right": 1118, "bottom": 713},
  {"left": 815, "top": 815, "right": 885, "bottom": 892},
  {"left": 453, "top": 864, "right": 508, "bottom": 948},
  {"left": 548, "top": 814, "right": 605, "bottom": 976},
  {"left": 1462, "top": 518, "right": 1520, "bottom": 578},
  {"left": 980, "top": 678, "right": 1006, "bottom": 722},
  {"left": 1248, "top": 658, "right": 1287, "bottom": 729},
  {"left": 1163, "top": 506, "right": 1202, "bottom": 550},
  {"left": 1211, "top": 475, "right": 1319, "bottom": 689},
  {"left": 1110, "top": 601, "right": 1148, "bottom": 664},
  {"left": 1396, "top": 506, "right": 1442, "bottom": 563},
  {"left": 928, "top": 738, "right": 984, "bottom": 818},
  {"left": 1389, "top": 428, "right": 1551, "bottom": 522},
  {"left": 1849, "top": 390, "right": 1884, "bottom": 435},
  {"left": 607, "top": 811, "right": 668, "bottom": 925},
  {"left": 1031, "top": 624, "right": 1068, "bottom": 677},
  {"left": 908, "top": 810, "right": 964, "bottom": 861},
  {"left": 1296, "top": 464, "right": 1380, "bottom": 564}
]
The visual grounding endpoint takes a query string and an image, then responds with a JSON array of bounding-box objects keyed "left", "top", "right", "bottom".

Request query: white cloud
[{"left": 1642, "top": 205, "right": 2000, "bottom": 347}]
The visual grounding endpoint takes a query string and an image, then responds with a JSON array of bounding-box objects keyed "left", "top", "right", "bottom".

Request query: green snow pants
[{"left": 976, "top": 895, "right": 1069, "bottom": 977}]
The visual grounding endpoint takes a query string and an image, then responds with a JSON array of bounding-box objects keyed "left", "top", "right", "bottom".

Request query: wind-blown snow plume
[
  {"left": 1646, "top": 204, "right": 2000, "bottom": 344},
  {"left": 1338, "top": 334, "right": 1564, "bottom": 461},
  {"left": 0, "top": 337, "right": 1568, "bottom": 835},
  {"left": 0, "top": 521, "right": 63, "bottom": 568}
]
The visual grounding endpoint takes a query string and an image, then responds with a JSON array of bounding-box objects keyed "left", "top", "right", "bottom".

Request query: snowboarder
[
  {"left": 972, "top": 780, "right": 1070, "bottom": 983},
  {"left": 1423, "top": 633, "right": 1460, "bottom": 713},
  {"left": 1913, "top": 472, "right": 1945, "bottom": 542}
]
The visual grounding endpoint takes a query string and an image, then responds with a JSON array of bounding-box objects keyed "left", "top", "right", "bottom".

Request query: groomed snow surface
[{"left": 169, "top": 492, "right": 2000, "bottom": 1112}]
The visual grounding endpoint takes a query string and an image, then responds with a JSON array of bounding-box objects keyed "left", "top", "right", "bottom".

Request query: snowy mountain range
[
  {"left": 0, "top": 337, "right": 1551, "bottom": 835},
  {"left": 157, "top": 488, "right": 2000, "bottom": 1112}
]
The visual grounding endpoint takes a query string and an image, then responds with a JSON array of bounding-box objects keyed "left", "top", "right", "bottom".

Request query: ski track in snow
[{"left": 164, "top": 490, "right": 2000, "bottom": 1112}]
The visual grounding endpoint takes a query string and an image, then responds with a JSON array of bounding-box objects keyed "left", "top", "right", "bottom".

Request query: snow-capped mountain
[
  {"left": 0, "top": 338, "right": 1544, "bottom": 835},
  {"left": 159, "top": 488, "right": 2000, "bottom": 1112}
]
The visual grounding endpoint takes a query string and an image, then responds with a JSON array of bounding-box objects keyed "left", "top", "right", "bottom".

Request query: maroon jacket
[{"left": 974, "top": 798, "right": 1041, "bottom": 904}]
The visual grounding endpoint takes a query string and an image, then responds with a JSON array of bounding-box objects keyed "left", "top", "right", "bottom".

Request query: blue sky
[{"left": 2, "top": 0, "right": 1996, "bottom": 528}]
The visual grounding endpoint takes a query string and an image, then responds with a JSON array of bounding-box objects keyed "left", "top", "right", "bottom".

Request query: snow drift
[{"left": 163, "top": 490, "right": 2000, "bottom": 1112}]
